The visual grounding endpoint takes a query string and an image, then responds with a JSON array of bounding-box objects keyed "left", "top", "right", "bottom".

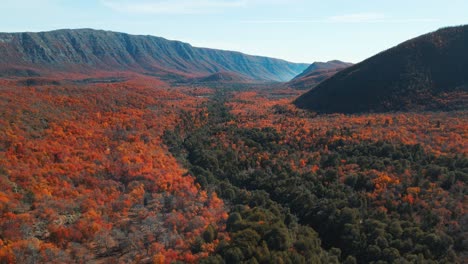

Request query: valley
[
  {"left": 0, "top": 73, "right": 466, "bottom": 263},
  {"left": 0, "top": 26, "right": 467, "bottom": 263}
]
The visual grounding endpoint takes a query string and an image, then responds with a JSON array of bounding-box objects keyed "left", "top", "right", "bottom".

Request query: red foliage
[{"left": 0, "top": 75, "right": 227, "bottom": 262}]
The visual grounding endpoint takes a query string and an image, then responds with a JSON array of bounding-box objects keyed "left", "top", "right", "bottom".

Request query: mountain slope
[
  {"left": 0, "top": 29, "right": 308, "bottom": 82},
  {"left": 191, "top": 71, "right": 254, "bottom": 84},
  {"left": 288, "top": 60, "right": 352, "bottom": 89},
  {"left": 295, "top": 25, "right": 468, "bottom": 113}
]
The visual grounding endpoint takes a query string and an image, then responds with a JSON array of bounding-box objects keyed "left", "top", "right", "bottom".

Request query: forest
[
  {"left": 165, "top": 89, "right": 467, "bottom": 263},
  {"left": 0, "top": 74, "right": 465, "bottom": 263}
]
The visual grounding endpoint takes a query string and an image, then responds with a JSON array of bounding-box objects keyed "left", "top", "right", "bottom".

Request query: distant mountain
[
  {"left": 288, "top": 60, "right": 352, "bottom": 89},
  {"left": 295, "top": 25, "right": 468, "bottom": 113},
  {"left": 0, "top": 29, "right": 308, "bottom": 82}
]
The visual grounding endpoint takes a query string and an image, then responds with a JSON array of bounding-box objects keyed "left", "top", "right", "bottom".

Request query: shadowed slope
[{"left": 295, "top": 25, "right": 468, "bottom": 113}]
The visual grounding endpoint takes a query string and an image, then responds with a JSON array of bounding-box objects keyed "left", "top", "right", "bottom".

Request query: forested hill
[
  {"left": 294, "top": 25, "right": 468, "bottom": 113},
  {"left": 288, "top": 60, "right": 352, "bottom": 89},
  {"left": 0, "top": 29, "right": 308, "bottom": 82}
]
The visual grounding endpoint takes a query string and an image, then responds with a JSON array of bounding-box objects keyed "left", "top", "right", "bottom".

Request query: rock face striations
[
  {"left": 0, "top": 29, "right": 308, "bottom": 82},
  {"left": 295, "top": 25, "right": 468, "bottom": 113}
]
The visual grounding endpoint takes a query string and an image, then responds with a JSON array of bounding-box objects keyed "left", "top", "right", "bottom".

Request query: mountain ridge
[{"left": 0, "top": 28, "right": 309, "bottom": 82}]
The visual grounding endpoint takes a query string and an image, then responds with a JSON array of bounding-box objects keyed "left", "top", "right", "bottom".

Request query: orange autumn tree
[{"left": 0, "top": 77, "right": 227, "bottom": 263}]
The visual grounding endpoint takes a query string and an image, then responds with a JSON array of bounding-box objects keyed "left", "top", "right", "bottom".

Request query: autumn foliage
[
  {"left": 0, "top": 74, "right": 466, "bottom": 263},
  {"left": 165, "top": 87, "right": 467, "bottom": 263},
  {"left": 0, "top": 75, "right": 225, "bottom": 263}
]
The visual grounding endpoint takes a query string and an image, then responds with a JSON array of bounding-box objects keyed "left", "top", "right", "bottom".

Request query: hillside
[
  {"left": 0, "top": 29, "right": 308, "bottom": 82},
  {"left": 191, "top": 71, "right": 254, "bottom": 84},
  {"left": 288, "top": 60, "right": 352, "bottom": 89},
  {"left": 295, "top": 25, "right": 468, "bottom": 113}
]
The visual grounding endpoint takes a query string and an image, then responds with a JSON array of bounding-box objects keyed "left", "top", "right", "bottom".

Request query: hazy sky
[{"left": 2, "top": 0, "right": 467, "bottom": 63}]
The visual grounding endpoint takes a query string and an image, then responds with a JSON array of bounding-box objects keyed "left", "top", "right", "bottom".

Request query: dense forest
[
  {"left": 164, "top": 89, "right": 467, "bottom": 263},
  {"left": 0, "top": 68, "right": 466, "bottom": 263},
  {"left": 0, "top": 26, "right": 467, "bottom": 263},
  {"left": 0, "top": 77, "right": 466, "bottom": 263},
  {"left": 0, "top": 77, "right": 229, "bottom": 263}
]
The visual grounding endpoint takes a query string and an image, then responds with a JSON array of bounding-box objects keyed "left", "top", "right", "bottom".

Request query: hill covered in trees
[
  {"left": 189, "top": 71, "right": 255, "bottom": 85},
  {"left": 288, "top": 60, "right": 352, "bottom": 90},
  {"left": 294, "top": 25, "right": 468, "bottom": 113}
]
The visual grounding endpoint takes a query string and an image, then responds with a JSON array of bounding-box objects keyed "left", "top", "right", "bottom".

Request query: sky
[{"left": 1, "top": 0, "right": 467, "bottom": 63}]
